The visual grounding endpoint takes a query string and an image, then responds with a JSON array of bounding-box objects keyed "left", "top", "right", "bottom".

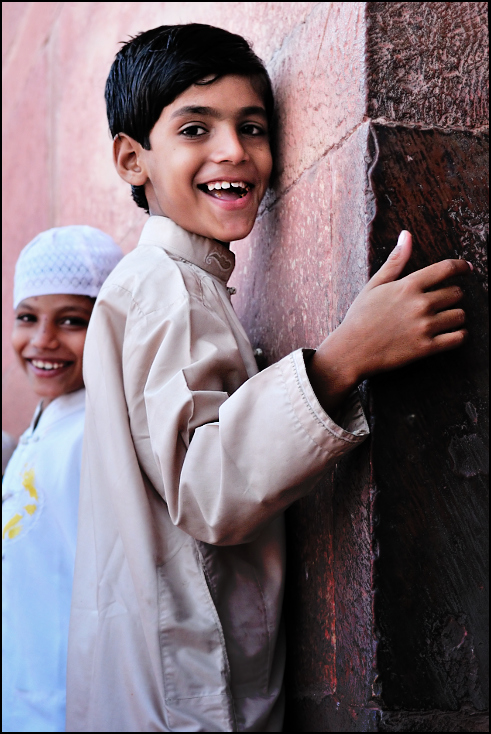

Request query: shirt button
[{"left": 227, "top": 287, "right": 237, "bottom": 296}]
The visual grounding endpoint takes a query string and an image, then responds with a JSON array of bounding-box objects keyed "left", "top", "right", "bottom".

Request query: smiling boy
[
  {"left": 2, "top": 226, "right": 122, "bottom": 733},
  {"left": 67, "top": 25, "right": 471, "bottom": 733},
  {"left": 125, "top": 74, "right": 272, "bottom": 243}
]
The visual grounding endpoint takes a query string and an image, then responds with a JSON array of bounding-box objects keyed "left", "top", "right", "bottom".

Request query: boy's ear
[{"left": 113, "top": 133, "right": 148, "bottom": 186}]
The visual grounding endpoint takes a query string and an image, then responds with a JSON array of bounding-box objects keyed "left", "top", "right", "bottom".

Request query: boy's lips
[
  {"left": 197, "top": 179, "right": 256, "bottom": 210},
  {"left": 26, "top": 358, "right": 73, "bottom": 377},
  {"left": 198, "top": 186, "right": 255, "bottom": 211}
]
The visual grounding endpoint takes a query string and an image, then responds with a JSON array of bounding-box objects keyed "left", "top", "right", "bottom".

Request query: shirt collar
[
  {"left": 137, "top": 216, "right": 235, "bottom": 284},
  {"left": 25, "top": 389, "right": 86, "bottom": 438}
]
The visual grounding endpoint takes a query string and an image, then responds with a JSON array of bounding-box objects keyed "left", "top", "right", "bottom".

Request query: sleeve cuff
[{"left": 278, "top": 348, "right": 369, "bottom": 453}]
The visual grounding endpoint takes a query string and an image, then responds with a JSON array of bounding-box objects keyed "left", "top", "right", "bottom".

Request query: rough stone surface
[
  {"left": 268, "top": 1, "right": 367, "bottom": 195},
  {"left": 379, "top": 705, "right": 489, "bottom": 733},
  {"left": 368, "top": 125, "right": 489, "bottom": 713},
  {"left": 232, "top": 122, "right": 372, "bottom": 357},
  {"left": 2, "top": 39, "right": 52, "bottom": 436},
  {"left": 367, "top": 2, "right": 489, "bottom": 128},
  {"left": 157, "top": 1, "right": 319, "bottom": 65},
  {"left": 2, "top": 0, "right": 30, "bottom": 64}
]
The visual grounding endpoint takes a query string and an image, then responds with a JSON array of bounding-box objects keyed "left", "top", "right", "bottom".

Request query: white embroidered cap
[{"left": 14, "top": 225, "right": 124, "bottom": 308}]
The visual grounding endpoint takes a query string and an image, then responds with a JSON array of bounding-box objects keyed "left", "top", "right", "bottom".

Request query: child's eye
[
  {"left": 59, "top": 317, "right": 89, "bottom": 328},
  {"left": 180, "top": 125, "right": 208, "bottom": 138},
  {"left": 16, "top": 313, "right": 36, "bottom": 323},
  {"left": 241, "top": 123, "right": 266, "bottom": 137}
]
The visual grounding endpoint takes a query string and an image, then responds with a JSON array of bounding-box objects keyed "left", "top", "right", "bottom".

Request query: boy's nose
[
  {"left": 211, "top": 127, "right": 249, "bottom": 165},
  {"left": 31, "top": 322, "right": 60, "bottom": 349}
]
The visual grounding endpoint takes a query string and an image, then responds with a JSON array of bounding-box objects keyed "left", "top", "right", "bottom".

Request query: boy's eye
[
  {"left": 16, "top": 313, "right": 36, "bottom": 323},
  {"left": 241, "top": 123, "right": 266, "bottom": 137},
  {"left": 180, "top": 125, "right": 208, "bottom": 137},
  {"left": 60, "top": 317, "right": 89, "bottom": 328}
]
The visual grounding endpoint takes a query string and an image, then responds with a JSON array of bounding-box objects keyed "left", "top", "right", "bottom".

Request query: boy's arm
[
  {"left": 114, "top": 271, "right": 368, "bottom": 546},
  {"left": 307, "top": 231, "right": 471, "bottom": 416}
]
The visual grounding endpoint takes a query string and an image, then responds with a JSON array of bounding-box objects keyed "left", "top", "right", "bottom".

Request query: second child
[{"left": 2, "top": 226, "right": 122, "bottom": 732}]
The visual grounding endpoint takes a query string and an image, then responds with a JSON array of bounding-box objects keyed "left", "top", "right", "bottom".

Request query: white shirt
[{"left": 2, "top": 389, "right": 85, "bottom": 733}]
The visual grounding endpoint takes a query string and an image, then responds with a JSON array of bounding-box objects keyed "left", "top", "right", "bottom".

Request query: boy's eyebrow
[
  {"left": 16, "top": 301, "right": 35, "bottom": 310},
  {"left": 171, "top": 105, "right": 267, "bottom": 120},
  {"left": 56, "top": 305, "right": 93, "bottom": 314},
  {"left": 15, "top": 302, "right": 93, "bottom": 314}
]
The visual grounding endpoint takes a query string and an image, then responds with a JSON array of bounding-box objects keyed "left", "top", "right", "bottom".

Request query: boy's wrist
[{"left": 306, "top": 328, "right": 362, "bottom": 417}]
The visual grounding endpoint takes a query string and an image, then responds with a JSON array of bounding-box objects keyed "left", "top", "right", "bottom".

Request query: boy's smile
[
  {"left": 117, "top": 75, "right": 273, "bottom": 243},
  {"left": 12, "top": 294, "right": 94, "bottom": 407}
]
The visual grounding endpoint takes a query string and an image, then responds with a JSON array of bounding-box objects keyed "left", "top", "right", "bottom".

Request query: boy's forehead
[
  {"left": 165, "top": 75, "right": 266, "bottom": 119},
  {"left": 16, "top": 294, "right": 94, "bottom": 311}
]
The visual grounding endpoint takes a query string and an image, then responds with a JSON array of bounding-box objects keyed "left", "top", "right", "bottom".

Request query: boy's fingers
[
  {"left": 411, "top": 258, "right": 472, "bottom": 291},
  {"left": 430, "top": 308, "right": 466, "bottom": 335},
  {"left": 426, "top": 285, "right": 464, "bottom": 312},
  {"left": 368, "top": 231, "right": 412, "bottom": 288},
  {"left": 431, "top": 329, "right": 468, "bottom": 353}
]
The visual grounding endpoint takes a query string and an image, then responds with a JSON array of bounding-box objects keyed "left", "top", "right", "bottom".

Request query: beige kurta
[{"left": 66, "top": 216, "right": 369, "bottom": 733}]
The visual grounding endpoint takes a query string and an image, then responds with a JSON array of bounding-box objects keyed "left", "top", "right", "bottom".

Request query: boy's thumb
[{"left": 368, "top": 231, "right": 412, "bottom": 287}]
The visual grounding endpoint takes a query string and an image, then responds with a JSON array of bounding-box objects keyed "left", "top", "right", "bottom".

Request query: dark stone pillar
[
  {"left": 370, "top": 125, "right": 489, "bottom": 732},
  {"left": 283, "top": 3, "right": 488, "bottom": 732}
]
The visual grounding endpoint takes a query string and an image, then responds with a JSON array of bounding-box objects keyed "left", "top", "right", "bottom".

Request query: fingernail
[
  {"left": 392, "top": 232, "right": 405, "bottom": 255},
  {"left": 397, "top": 230, "right": 410, "bottom": 245},
  {"left": 466, "top": 260, "right": 474, "bottom": 271}
]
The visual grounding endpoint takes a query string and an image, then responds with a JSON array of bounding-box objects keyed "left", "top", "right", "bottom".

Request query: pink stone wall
[{"left": 2, "top": 1, "right": 367, "bottom": 437}]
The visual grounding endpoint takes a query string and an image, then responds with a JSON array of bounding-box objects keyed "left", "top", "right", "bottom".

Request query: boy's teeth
[
  {"left": 205, "top": 181, "right": 250, "bottom": 191},
  {"left": 32, "top": 360, "right": 65, "bottom": 370}
]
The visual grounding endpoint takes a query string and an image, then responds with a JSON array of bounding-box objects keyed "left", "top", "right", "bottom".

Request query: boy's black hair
[{"left": 105, "top": 24, "right": 275, "bottom": 213}]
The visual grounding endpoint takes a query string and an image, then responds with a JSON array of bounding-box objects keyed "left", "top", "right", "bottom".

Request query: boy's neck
[{"left": 148, "top": 213, "right": 230, "bottom": 249}]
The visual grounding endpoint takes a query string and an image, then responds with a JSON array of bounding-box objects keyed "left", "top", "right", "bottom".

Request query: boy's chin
[{"left": 207, "top": 218, "right": 256, "bottom": 244}]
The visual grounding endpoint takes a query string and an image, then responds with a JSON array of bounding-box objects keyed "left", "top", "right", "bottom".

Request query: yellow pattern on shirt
[
  {"left": 2, "top": 467, "right": 39, "bottom": 541},
  {"left": 22, "top": 468, "right": 38, "bottom": 500},
  {"left": 2, "top": 514, "right": 23, "bottom": 540}
]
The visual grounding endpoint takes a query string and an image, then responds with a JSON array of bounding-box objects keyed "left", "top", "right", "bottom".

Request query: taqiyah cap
[{"left": 14, "top": 225, "right": 124, "bottom": 308}]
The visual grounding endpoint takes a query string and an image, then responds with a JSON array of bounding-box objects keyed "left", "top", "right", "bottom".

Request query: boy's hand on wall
[{"left": 307, "top": 231, "right": 472, "bottom": 418}]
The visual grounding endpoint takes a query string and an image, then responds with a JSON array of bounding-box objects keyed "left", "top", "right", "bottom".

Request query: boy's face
[
  {"left": 137, "top": 75, "right": 273, "bottom": 243},
  {"left": 12, "top": 294, "right": 94, "bottom": 407}
]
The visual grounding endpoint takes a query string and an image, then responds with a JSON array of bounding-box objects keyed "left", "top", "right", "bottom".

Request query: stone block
[
  {"left": 368, "top": 124, "right": 489, "bottom": 712},
  {"left": 367, "top": 2, "right": 489, "bottom": 128},
  {"left": 48, "top": 2, "right": 160, "bottom": 244},
  {"left": 232, "top": 122, "right": 371, "bottom": 356},
  {"left": 2, "top": 1, "right": 30, "bottom": 65},
  {"left": 268, "top": 1, "right": 366, "bottom": 195},
  {"left": 157, "top": 1, "right": 318, "bottom": 64},
  {"left": 2, "top": 48, "right": 51, "bottom": 436},
  {"left": 2, "top": 2, "right": 60, "bottom": 116}
]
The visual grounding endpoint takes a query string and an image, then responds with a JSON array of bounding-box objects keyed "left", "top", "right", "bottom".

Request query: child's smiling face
[
  {"left": 118, "top": 75, "right": 273, "bottom": 243},
  {"left": 12, "top": 294, "right": 94, "bottom": 406}
]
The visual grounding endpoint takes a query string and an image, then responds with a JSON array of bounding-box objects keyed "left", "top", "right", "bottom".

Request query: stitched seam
[
  {"left": 194, "top": 544, "right": 238, "bottom": 732},
  {"left": 275, "top": 362, "right": 335, "bottom": 453},
  {"left": 289, "top": 353, "right": 360, "bottom": 445},
  {"left": 164, "top": 690, "right": 278, "bottom": 702},
  {"left": 250, "top": 565, "right": 272, "bottom": 695}
]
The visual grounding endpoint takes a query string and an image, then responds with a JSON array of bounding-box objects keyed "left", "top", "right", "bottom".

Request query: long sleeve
[{"left": 94, "top": 251, "right": 368, "bottom": 546}]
